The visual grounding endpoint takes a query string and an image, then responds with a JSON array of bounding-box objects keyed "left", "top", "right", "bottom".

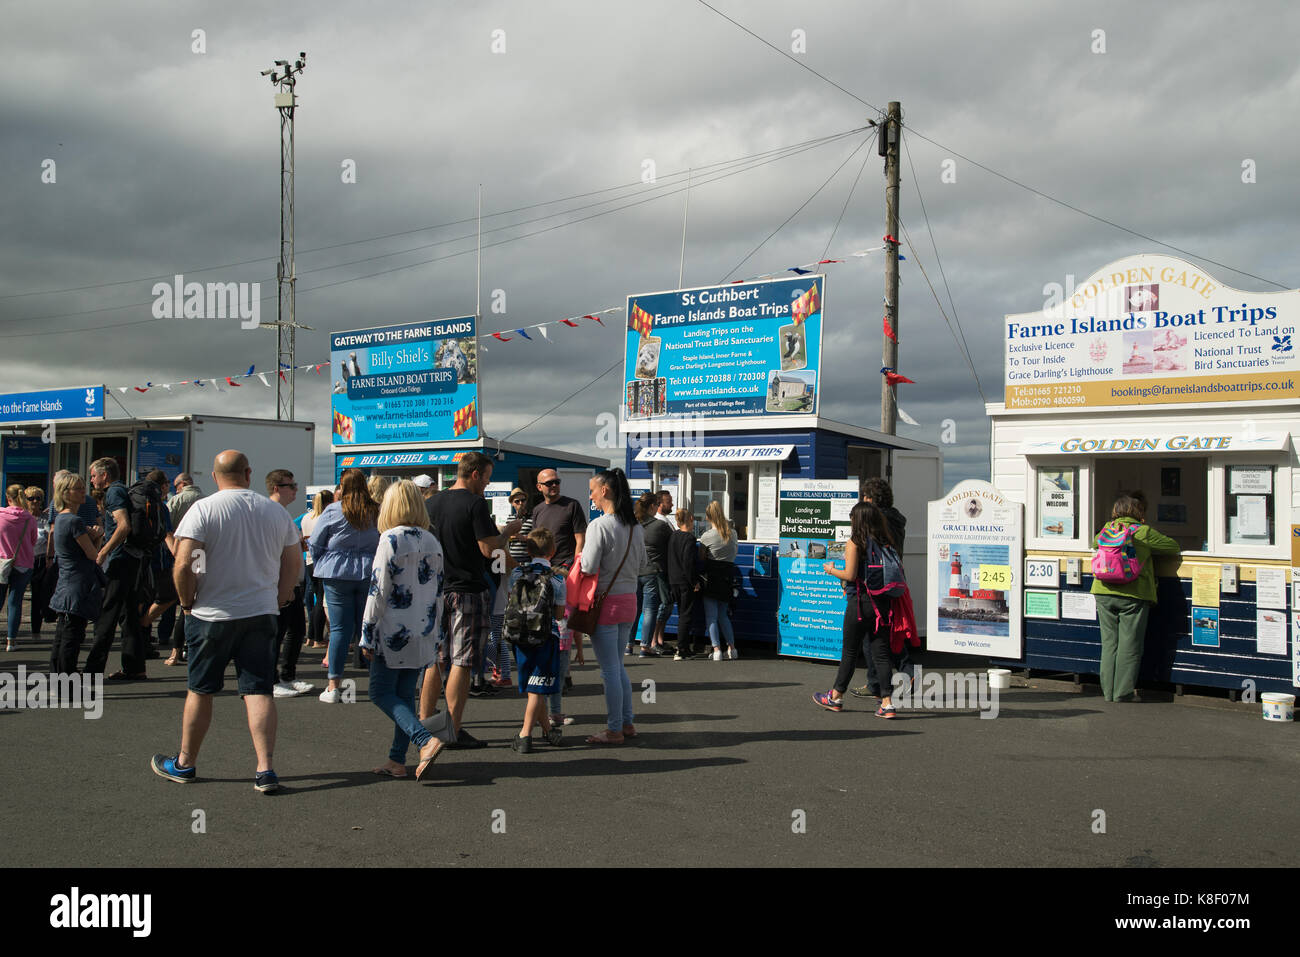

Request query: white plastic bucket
[
  {"left": 988, "top": 668, "right": 1012, "bottom": 690},
  {"left": 1261, "top": 693, "right": 1294, "bottom": 722}
]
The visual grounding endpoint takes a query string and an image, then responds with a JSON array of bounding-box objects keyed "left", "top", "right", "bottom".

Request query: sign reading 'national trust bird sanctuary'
[
  {"left": 1003, "top": 254, "right": 1300, "bottom": 411},
  {"left": 330, "top": 318, "right": 479, "bottom": 446},
  {"left": 621, "top": 275, "right": 824, "bottom": 429}
]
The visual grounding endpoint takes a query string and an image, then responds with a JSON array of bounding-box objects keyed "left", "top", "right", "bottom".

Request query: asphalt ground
[{"left": 2, "top": 630, "right": 1297, "bottom": 870}]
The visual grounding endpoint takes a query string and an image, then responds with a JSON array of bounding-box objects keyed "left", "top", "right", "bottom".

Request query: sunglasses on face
[
  {"left": 26, "top": 496, "right": 42, "bottom": 502},
  {"left": 541, "top": 480, "right": 561, "bottom": 487},
  {"left": 278, "top": 483, "right": 299, "bottom": 489},
  {"left": 510, "top": 497, "right": 526, "bottom": 504}
]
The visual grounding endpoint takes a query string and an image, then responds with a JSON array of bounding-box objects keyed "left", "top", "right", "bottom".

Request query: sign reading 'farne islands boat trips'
[
  {"left": 1004, "top": 254, "right": 1300, "bottom": 410},
  {"left": 621, "top": 275, "right": 824, "bottom": 428},
  {"left": 927, "top": 480, "right": 1024, "bottom": 660}
]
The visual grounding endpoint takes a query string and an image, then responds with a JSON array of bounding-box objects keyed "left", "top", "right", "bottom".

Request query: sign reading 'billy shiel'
[
  {"left": 330, "top": 318, "right": 478, "bottom": 446},
  {"left": 1004, "top": 254, "right": 1300, "bottom": 411},
  {"left": 621, "top": 275, "right": 824, "bottom": 428}
]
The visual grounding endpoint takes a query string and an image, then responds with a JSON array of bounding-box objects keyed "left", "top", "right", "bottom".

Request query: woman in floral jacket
[{"left": 360, "top": 480, "right": 452, "bottom": 781}]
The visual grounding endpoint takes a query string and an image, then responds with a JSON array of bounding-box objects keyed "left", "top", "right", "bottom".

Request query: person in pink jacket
[{"left": 0, "top": 483, "right": 40, "bottom": 651}]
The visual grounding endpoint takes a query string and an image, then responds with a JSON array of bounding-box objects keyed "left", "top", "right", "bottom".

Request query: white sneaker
[
  {"left": 727, "top": 647, "right": 739, "bottom": 660},
  {"left": 319, "top": 687, "right": 341, "bottom": 703},
  {"left": 273, "top": 682, "right": 301, "bottom": 698},
  {"left": 291, "top": 680, "right": 315, "bottom": 694},
  {"left": 711, "top": 649, "right": 723, "bottom": 661}
]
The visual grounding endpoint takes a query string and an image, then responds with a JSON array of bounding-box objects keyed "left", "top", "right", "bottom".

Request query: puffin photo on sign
[{"left": 778, "top": 322, "right": 807, "bottom": 371}]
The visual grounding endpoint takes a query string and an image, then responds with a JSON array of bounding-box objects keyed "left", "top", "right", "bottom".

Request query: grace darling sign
[{"left": 1004, "top": 254, "right": 1300, "bottom": 411}]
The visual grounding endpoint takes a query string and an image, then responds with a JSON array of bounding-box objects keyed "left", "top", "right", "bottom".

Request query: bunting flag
[
  {"left": 561, "top": 319, "right": 579, "bottom": 327},
  {"left": 452, "top": 399, "right": 477, "bottom": 437},
  {"left": 492, "top": 332, "right": 512, "bottom": 342},
  {"left": 225, "top": 377, "right": 241, "bottom": 387},
  {"left": 585, "top": 315, "right": 605, "bottom": 326},
  {"left": 133, "top": 387, "right": 148, "bottom": 393},
  {"left": 791, "top": 281, "right": 820, "bottom": 325},
  {"left": 788, "top": 266, "right": 811, "bottom": 275},
  {"left": 515, "top": 328, "right": 532, "bottom": 340},
  {"left": 537, "top": 326, "right": 549, "bottom": 340},
  {"left": 881, "top": 367, "right": 914, "bottom": 386},
  {"left": 882, "top": 234, "right": 898, "bottom": 245},
  {"left": 628, "top": 302, "right": 654, "bottom": 337},
  {"left": 897, "top": 406, "right": 919, "bottom": 426},
  {"left": 246, "top": 365, "right": 255, "bottom": 377},
  {"left": 258, "top": 373, "right": 271, "bottom": 387},
  {"left": 883, "top": 316, "right": 897, "bottom": 342},
  {"left": 212, "top": 379, "right": 225, "bottom": 392}
]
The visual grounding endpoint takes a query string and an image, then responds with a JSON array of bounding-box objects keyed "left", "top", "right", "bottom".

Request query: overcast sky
[{"left": 3, "top": 0, "right": 1297, "bottom": 488}]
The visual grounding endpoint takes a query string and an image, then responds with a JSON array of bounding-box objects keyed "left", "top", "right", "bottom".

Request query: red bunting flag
[
  {"left": 453, "top": 399, "right": 477, "bottom": 437},
  {"left": 584, "top": 315, "right": 604, "bottom": 326},
  {"left": 883, "top": 316, "right": 897, "bottom": 342},
  {"left": 491, "top": 332, "right": 512, "bottom": 342},
  {"left": 818, "top": 259, "right": 842, "bottom": 264},
  {"left": 134, "top": 387, "right": 148, "bottom": 393},
  {"left": 628, "top": 302, "right": 653, "bottom": 337},
  {"left": 561, "top": 319, "right": 579, "bottom": 327},
  {"left": 226, "top": 377, "right": 241, "bottom": 387},
  {"left": 882, "top": 234, "right": 898, "bottom": 245},
  {"left": 882, "top": 369, "right": 914, "bottom": 386}
]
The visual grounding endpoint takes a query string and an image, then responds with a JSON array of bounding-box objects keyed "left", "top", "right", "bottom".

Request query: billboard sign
[
  {"left": 0, "top": 386, "right": 104, "bottom": 426},
  {"left": 1004, "top": 254, "right": 1300, "bottom": 411},
  {"left": 330, "top": 318, "right": 479, "bottom": 446},
  {"left": 621, "top": 275, "right": 824, "bottom": 429}
]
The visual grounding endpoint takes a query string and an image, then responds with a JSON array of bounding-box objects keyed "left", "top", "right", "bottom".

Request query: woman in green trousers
[{"left": 1090, "top": 494, "right": 1181, "bottom": 701}]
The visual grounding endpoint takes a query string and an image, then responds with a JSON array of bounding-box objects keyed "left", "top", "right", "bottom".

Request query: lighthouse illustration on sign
[{"left": 939, "top": 551, "right": 1009, "bottom": 618}]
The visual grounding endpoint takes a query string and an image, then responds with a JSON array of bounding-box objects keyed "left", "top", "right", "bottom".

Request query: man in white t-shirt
[
  {"left": 655, "top": 490, "right": 677, "bottom": 529},
  {"left": 150, "top": 450, "right": 303, "bottom": 795}
]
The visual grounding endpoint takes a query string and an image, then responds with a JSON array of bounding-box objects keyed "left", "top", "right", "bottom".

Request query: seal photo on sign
[{"left": 635, "top": 336, "right": 661, "bottom": 379}]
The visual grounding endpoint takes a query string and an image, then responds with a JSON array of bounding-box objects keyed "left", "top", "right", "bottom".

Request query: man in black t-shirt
[
  {"left": 531, "top": 468, "right": 589, "bottom": 666},
  {"left": 421, "top": 452, "right": 520, "bottom": 748}
]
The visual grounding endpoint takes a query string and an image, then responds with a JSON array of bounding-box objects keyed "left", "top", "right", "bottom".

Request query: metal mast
[{"left": 262, "top": 53, "right": 309, "bottom": 420}]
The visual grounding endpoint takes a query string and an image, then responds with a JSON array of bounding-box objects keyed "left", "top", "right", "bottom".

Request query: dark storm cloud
[{"left": 2, "top": 0, "right": 1297, "bottom": 486}]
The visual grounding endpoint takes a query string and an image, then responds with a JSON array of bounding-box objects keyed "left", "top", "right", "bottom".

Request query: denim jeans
[
  {"left": 702, "top": 595, "right": 735, "bottom": 650},
  {"left": 2, "top": 566, "right": 34, "bottom": 641},
  {"left": 590, "top": 621, "right": 634, "bottom": 732},
  {"left": 548, "top": 647, "right": 570, "bottom": 717},
  {"left": 368, "top": 654, "right": 432, "bottom": 763},
  {"left": 322, "top": 578, "right": 367, "bottom": 680},
  {"left": 635, "top": 573, "right": 661, "bottom": 647}
]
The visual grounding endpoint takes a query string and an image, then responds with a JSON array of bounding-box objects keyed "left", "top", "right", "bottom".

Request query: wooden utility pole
[{"left": 880, "top": 101, "right": 901, "bottom": 434}]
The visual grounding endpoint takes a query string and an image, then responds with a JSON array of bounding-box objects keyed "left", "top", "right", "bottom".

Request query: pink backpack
[{"left": 1091, "top": 522, "right": 1143, "bottom": 584}]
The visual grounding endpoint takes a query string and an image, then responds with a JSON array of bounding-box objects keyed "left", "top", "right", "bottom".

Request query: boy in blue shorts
[{"left": 506, "top": 528, "right": 567, "bottom": 753}]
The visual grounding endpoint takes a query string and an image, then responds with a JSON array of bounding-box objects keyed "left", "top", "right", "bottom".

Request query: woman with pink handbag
[{"left": 568, "top": 468, "right": 646, "bottom": 744}]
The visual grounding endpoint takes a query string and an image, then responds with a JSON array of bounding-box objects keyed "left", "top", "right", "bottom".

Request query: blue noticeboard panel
[
  {"left": 622, "top": 276, "right": 824, "bottom": 426},
  {"left": 136, "top": 430, "right": 186, "bottom": 483},
  {"left": 776, "top": 480, "right": 858, "bottom": 660},
  {"left": 2, "top": 435, "right": 51, "bottom": 490},
  {"left": 330, "top": 318, "right": 479, "bottom": 445},
  {"left": 0, "top": 386, "right": 104, "bottom": 426}
]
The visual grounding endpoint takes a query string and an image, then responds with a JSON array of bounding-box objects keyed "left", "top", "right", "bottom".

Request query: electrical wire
[
  {"left": 0, "top": 127, "right": 865, "bottom": 302},
  {"left": 0, "top": 128, "right": 868, "bottom": 336}
]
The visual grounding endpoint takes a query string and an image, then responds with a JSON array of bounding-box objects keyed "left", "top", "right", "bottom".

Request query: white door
[
  {"left": 892, "top": 448, "right": 943, "bottom": 636},
  {"left": 557, "top": 468, "right": 595, "bottom": 513}
]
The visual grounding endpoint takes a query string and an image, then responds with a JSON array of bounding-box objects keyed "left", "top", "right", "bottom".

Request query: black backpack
[
  {"left": 502, "top": 564, "right": 554, "bottom": 649},
  {"left": 126, "top": 480, "right": 166, "bottom": 552}
]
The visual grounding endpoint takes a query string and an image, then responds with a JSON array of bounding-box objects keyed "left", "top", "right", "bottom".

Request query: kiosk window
[
  {"left": 1093, "top": 457, "right": 1206, "bottom": 552},
  {"left": 1225, "top": 465, "right": 1274, "bottom": 544},
  {"left": 692, "top": 467, "right": 728, "bottom": 528},
  {"left": 1035, "top": 466, "right": 1079, "bottom": 540}
]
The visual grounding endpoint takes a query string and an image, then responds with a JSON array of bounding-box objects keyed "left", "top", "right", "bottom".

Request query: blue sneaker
[
  {"left": 254, "top": 769, "right": 283, "bottom": 794},
  {"left": 151, "top": 753, "right": 195, "bottom": 783},
  {"left": 812, "top": 690, "right": 843, "bottom": 712}
]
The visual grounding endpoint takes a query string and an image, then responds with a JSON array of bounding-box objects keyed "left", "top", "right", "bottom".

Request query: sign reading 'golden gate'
[{"left": 1004, "top": 254, "right": 1300, "bottom": 410}]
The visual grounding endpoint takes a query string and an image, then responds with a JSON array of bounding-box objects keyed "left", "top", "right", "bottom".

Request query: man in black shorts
[
  {"left": 150, "top": 450, "right": 303, "bottom": 794},
  {"left": 423, "top": 452, "right": 520, "bottom": 747}
]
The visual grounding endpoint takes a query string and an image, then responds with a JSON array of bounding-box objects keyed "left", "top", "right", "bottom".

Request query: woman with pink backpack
[{"left": 1090, "top": 493, "right": 1181, "bottom": 702}]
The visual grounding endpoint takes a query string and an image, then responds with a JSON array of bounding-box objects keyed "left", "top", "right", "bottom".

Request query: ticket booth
[{"left": 989, "top": 253, "right": 1300, "bottom": 695}]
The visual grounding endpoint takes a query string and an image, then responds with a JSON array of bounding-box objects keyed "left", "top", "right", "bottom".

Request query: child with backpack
[
  {"left": 1090, "top": 493, "right": 1181, "bottom": 702},
  {"left": 812, "top": 502, "right": 905, "bottom": 718},
  {"left": 503, "top": 527, "right": 567, "bottom": 753}
]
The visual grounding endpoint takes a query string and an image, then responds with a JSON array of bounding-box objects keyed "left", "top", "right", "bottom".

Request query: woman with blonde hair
[
  {"left": 311, "top": 468, "right": 380, "bottom": 702},
  {"left": 47, "top": 473, "right": 104, "bottom": 673},
  {"left": 367, "top": 475, "right": 391, "bottom": 505},
  {"left": 360, "top": 480, "right": 453, "bottom": 780},
  {"left": 699, "top": 499, "right": 740, "bottom": 660}
]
